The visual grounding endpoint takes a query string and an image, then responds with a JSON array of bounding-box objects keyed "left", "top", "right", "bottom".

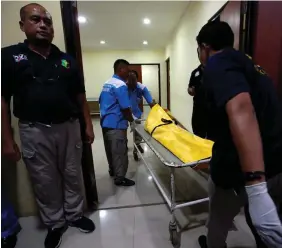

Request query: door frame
[
  {"left": 60, "top": 0, "right": 98, "bottom": 210},
  {"left": 129, "top": 63, "right": 161, "bottom": 105},
  {"left": 165, "top": 58, "right": 170, "bottom": 110}
]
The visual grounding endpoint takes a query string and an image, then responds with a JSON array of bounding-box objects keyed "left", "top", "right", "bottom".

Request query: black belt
[{"left": 19, "top": 117, "right": 77, "bottom": 126}]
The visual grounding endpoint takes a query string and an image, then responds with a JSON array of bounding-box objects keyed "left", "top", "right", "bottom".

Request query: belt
[{"left": 19, "top": 117, "right": 77, "bottom": 126}]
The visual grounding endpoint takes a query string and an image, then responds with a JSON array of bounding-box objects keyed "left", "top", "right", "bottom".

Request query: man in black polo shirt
[
  {"left": 196, "top": 21, "right": 282, "bottom": 247},
  {"left": 1, "top": 3, "right": 95, "bottom": 248},
  {"left": 188, "top": 64, "right": 208, "bottom": 138}
]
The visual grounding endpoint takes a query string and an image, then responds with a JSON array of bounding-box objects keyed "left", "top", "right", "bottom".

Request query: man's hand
[
  {"left": 188, "top": 87, "right": 195, "bottom": 96},
  {"left": 85, "top": 124, "right": 95, "bottom": 144},
  {"left": 2, "top": 140, "right": 21, "bottom": 162},
  {"left": 246, "top": 182, "right": 282, "bottom": 246}
]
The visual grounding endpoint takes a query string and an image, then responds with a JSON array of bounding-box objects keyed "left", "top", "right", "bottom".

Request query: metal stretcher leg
[{"left": 169, "top": 168, "right": 181, "bottom": 248}]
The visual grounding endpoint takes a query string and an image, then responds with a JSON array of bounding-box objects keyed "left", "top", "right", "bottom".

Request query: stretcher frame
[{"left": 133, "top": 123, "right": 210, "bottom": 248}]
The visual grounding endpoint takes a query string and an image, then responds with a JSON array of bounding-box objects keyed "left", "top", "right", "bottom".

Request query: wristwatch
[{"left": 244, "top": 171, "right": 265, "bottom": 182}]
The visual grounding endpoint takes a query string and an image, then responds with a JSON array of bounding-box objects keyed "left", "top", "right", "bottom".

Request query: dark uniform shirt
[
  {"left": 189, "top": 65, "right": 205, "bottom": 106},
  {"left": 203, "top": 48, "right": 282, "bottom": 189},
  {"left": 1, "top": 41, "right": 85, "bottom": 124}
]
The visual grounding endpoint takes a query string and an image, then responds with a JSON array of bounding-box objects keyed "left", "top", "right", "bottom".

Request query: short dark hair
[
  {"left": 113, "top": 59, "right": 130, "bottom": 73},
  {"left": 20, "top": 3, "right": 43, "bottom": 21},
  {"left": 196, "top": 21, "right": 234, "bottom": 51},
  {"left": 130, "top": 70, "right": 139, "bottom": 79}
]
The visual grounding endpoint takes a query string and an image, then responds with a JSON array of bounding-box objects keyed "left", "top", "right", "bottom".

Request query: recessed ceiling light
[
  {"left": 78, "top": 16, "right": 87, "bottom": 24},
  {"left": 143, "top": 40, "right": 148, "bottom": 45},
  {"left": 100, "top": 40, "right": 106, "bottom": 44},
  {"left": 143, "top": 18, "right": 151, "bottom": 25}
]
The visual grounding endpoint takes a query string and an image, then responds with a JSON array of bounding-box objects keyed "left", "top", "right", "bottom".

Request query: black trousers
[{"left": 191, "top": 104, "right": 207, "bottom": 138}]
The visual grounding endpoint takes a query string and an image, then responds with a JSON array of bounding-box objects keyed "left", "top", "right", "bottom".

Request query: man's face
[
  {"left": 20, "top": 5, "right": 54, "bottom": 44},
  {"left": 127, "top": 72, "right": 138, "bottom": 89},
  {"left": 197, "top": 45, "right": 209, "bottom": 66},
  {"left": 120, "top": 65, "right": 130, "bottom": 80}
]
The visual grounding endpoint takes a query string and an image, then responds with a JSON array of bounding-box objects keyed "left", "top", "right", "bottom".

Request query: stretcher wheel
[{"left": 169, "top": 225, "right": 180, "bottom": 248}]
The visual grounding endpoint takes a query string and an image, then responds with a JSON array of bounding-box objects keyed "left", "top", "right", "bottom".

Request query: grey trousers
[
  {"left": 102, "top": 129, "right": 128, "bottom": 180},
  {"left": 207, "top": 174, "right": 282, "bottom": 248},
  {"left": 18, "top": 119, "right": 84, "bottom": 228}
]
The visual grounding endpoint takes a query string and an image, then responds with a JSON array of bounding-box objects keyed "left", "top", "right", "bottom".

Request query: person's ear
[{"left": 19, "top": 21, "right": 24, "bottom": 32}]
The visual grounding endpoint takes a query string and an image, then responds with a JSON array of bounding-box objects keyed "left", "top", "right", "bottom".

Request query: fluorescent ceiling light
[
  {"left": 143, "top": 40, "right": 148, "bottom": 45},
  {"left": 143, "top": 18, "right": 151, "bottom": 25},
  {"left": 78, "top": 16, "right": 87, "bottom": 24},
  {"left": 100, "top": 40, "right": 106, "bottom": 44}
]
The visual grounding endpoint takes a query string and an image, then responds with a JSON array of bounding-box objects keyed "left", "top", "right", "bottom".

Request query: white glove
[
  {"left": 246, "top": 182, "right": 282, "bottom": 247},
  {"left": 132, "top": 115, "right": 141, "bottom": 124},
  {"left": 130, "top": 121, "right": 137, "bottom": 133}
]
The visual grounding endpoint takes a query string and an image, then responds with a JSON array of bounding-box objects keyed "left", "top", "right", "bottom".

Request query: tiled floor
[{"left": 16, "top": 107, "right": 256, "bottom": 247}]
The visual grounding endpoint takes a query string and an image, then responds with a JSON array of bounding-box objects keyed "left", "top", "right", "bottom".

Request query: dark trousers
[{"left": 191, "top": 104, "right": 207, "bottom": 138}]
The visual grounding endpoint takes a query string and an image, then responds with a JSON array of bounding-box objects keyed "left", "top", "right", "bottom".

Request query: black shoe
[
  {"left": 133, "top": 152, "right": 139, "bottom": 161},
  {"left": 45, "top": 228, "right": 64, "bottom": 248},
  {"left": 198, "top": 235, "right": 208, "bottom": 248},
  {"left": 198, "top": 235, "right": 227, "bottom": 248},
  {"left": 115, "top": 178, "right": 135, "bottom": 186},
  {"left": 69, "top": 216, "right": 95, "bottom": 233},
  {"left": 137, "top": 145, "right": 144, "bottom": 153},
  {"left": 2, "top": 234, "right": 17, "bottom": 248},
  {"left": 109, "top": 169, "right": 114, "bottom": 177}
]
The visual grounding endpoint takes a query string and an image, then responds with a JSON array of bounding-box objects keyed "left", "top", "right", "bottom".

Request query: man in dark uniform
[
  {"left": 196, "top": 21, "right": 282, "bottom": 247},
  {"left": 1, "top": 3, "right": 95, "bottom": 248},
  {"left": 188, "top": 64, "right": 207, "bottom": 138}
]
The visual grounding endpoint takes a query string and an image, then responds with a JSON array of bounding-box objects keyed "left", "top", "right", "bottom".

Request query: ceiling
[{"left": 77, "top": 1, "right": 189, "bottom": 51}]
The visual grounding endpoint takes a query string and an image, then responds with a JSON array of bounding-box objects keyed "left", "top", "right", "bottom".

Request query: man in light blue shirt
[
  {"left": 127, "top": 70, "right": 155, "bottom": 161},
  {"left": 99, "top": 59, "right": 136, "bottom": 187}
]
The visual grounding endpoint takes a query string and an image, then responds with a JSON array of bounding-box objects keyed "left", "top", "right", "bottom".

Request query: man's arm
[
  {"left": 2, "top": 98, "right": 14, "bottom": 145},
  {"left": 72, "top": 60, "right": 94, "bottom": 143},
  {"left": 211, "top": 68, "right": 282, "bottom": 245},
  {"left": 228, "top": 94, "right": 282, "bottom": 245},
  {"left": 77, "top": 93, "right": 94, "bottom": 143},
  {"left": 115, "top": 85, "right": 134, "bottom": 122},
  {"left": 141, "top": 85, "right": 155, "bottom": 108},
  {"left": 1, "top": 48, "right": 21, "bottom": 162},
  {"left": 226, "top": 92, "right": 265, "bottom": 183}
]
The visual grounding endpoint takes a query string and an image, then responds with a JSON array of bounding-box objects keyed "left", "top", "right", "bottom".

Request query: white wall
[
  {"left": 82, "top": 50, "right": 167, "bottom": 107},
  {"left": 1, "top": 1, "right": 65, "bottom": 216},
  {"left": 165, "top": 1, "right": 227, "bottom": 131},
  {"left": 141, "top": 65, "right": 159, "bottom": 103}
]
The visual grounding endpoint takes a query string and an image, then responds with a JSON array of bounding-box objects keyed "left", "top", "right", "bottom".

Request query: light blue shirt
[
  {"left": 129, "top": 82, "right": 153, "bottom": 119},
  {"left": 99, "top": 75, "right": 131, "bottom": 129}
]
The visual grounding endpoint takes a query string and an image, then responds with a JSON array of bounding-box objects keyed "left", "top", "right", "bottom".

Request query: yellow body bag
[{"left": 144, "top": 104, "right": 214, "bottom": 164}]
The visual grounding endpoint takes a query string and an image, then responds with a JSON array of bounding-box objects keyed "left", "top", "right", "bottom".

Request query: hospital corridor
[{"left": 1, "top": 1, "right": 282, "bottom": 248}]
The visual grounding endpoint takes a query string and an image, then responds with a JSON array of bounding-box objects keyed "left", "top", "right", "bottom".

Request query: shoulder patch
[
  {"left": 108, "top": 78, "right": 126, "bottom": 88},
  {"left": 245, "top": 54, "right": 267, "bottom": 75},
  {"left": 195, "top": 71, "right": 200, "bottom": 77},
  {"left": 13, "top": 54, "right": 28, "bottom": 63},
  {"left": 137, "top": 82, "right": 146, "bottom": 90}
]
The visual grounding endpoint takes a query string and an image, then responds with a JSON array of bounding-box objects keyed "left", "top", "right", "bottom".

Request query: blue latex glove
[{"left": 245, "top": 182, "right": 282, "bottom": 247}]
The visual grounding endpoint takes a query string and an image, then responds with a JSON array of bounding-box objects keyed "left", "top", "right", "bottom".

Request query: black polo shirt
[
  {"left": 203, "top": 48, "right": 282, "bottom": 189},
  {"left": 1, "top": 41, "right": 85, "bottom": 123},
  {"left": 188, "top": 65, "right": 205, "bottom": 106}
]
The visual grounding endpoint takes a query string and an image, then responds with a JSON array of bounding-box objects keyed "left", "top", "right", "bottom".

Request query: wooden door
[
  {"left": 129, "top": 64, "right": 143, "bottom": 112},
  {"left": 219, "top": 1, "right": 242, "bottom": 50},
  {"left": 166, "top": 58, "right": 171, "bottom": 110},
  {"left": 251, "top": 1, "right": 282, "bottom": 93},
  {"left": 60, "top": 1, "right": 98, "bottom": 210}
]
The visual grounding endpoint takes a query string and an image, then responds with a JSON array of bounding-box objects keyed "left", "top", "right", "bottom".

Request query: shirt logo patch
[
  {"left": 61, "top": 59, "right": 70, "bottom": 69},
  {"left": 13, "top": 54, "right": 28, "bottom": 62},
  {"left": 195, "top": 71, "right": 200, "bottom": 77},
  {"left": 245, "top": 54, "right": 267, "bottom": 75}
]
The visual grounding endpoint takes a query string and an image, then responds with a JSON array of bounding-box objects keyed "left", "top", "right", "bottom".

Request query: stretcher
[{"left": 133, "top": 122, "right": 210, "bottom": 248}]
